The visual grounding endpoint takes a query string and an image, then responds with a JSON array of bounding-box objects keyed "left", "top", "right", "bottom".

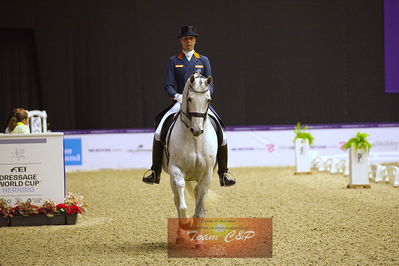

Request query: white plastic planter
[
  {"left": 294, "top": 138, "right": 312, "bottom": 174},
  {"left": 348, "top": 147, "right": 370, "bottom": 188}
]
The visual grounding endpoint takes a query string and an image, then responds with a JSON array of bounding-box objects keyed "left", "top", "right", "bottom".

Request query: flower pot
[
  {"left": 0, "top": 216, "right": 9, "bottom": 227},
  {"left": 65, "top": 214, "right": 78, "bottom": 225},
  {"left": 348, "top": 147, "right": 370, "bottom": 188},
  {"left": 10, "top": 214, "right": 66, "bottom": 226},
  {"left": 294, "top": 138, "right": 312, "bottom": 174},
  {"left": 47, "top": 214, "right": 67, "bottom": 225}
]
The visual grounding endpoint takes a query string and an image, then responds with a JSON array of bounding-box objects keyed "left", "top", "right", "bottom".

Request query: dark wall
[{"left": 0, "top": 0, "right": 397, "bottom": 130}]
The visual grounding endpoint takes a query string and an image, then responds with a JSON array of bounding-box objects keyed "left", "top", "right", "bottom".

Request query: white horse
[{"left": 163, "top": 72, "right": 218, "bottom": 248}]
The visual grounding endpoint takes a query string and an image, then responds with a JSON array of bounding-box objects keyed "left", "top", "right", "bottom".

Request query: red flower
[
  {"left": 65, "top": 205, "right": 81, "bottom": 215},
  {"left": 38, "top": 207, "right": 46, "bottom": 215},
  {"left": 56, "top": 203, "right": 67, "bottom": 210}
]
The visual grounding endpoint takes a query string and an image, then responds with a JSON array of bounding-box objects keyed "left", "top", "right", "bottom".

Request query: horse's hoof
[
  {"left": 195, "top": 244, "right": 205, "bottom": 250},
  {"left": 179, "top": 218, "right": 192, "bottom": 230},
  {"left": 188, "top": 231, "right": 196, "bottom": 239},
  {"left": 175, "top": 237, "right": 185, "bottom": 245}
]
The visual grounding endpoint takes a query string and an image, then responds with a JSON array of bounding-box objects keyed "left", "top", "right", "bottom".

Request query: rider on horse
[{"left": 143, "top": 26, "right": 236, "bottom": 187}]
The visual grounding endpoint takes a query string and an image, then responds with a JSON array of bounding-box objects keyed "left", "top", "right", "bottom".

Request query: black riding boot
[
  {"left": 217, "top": 144, "right": 236, "bottom": 187},
  {"left": 142, "top": 138, "right": 163, "bottom": 184}
]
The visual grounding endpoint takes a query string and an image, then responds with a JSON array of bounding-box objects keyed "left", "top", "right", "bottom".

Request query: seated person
[{"left": 5, "top": 108, "right": 30, "bottom": 134}]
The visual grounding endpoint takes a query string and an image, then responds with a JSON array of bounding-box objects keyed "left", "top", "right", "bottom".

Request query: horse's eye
[{"left": 188, "top": 97, "right": 192, "bottom": 102}]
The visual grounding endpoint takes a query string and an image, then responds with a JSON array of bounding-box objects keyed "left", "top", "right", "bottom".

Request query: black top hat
[{"left": 178, "top": 26, "right": 199, "bottom": 38}]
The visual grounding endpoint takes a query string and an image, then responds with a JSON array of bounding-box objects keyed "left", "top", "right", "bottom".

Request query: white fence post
[
  {"left": 294, "top": 138, "right": 312, "bottom": 174},
  {"left": 348, "top": 147, "right": 370, "bottom": 188}
]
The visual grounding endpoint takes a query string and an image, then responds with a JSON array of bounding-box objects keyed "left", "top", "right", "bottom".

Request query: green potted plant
[
  {"left": 343, "top": 132, "right": 372, "bottom": 188},
  {"left": 294, "top": 122, "right": 315, "bottom": 146},
  {"left": 342, "top": 132, "right": 372, "bottom": 151},
  {"left": 293, "top": 122, "right": 314, "bottom": 174}
]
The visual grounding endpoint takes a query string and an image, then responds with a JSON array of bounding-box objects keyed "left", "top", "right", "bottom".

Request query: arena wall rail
[{"left": 59, "top": 123, "right": 399, "bottom": 172}]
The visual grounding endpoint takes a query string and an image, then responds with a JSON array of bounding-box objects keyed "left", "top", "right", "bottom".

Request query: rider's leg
[
  {"left": 143, "top": 102, "right": 180, "bottom": 185},
  {"left": 217, "top": 141, "right": 236, "bottom": 187},
  {"left": 209, "top": 112, "right": 236, "bottom": 187},
  {"left": 142, "top": 137, "right": 163, "bottom": 184}
]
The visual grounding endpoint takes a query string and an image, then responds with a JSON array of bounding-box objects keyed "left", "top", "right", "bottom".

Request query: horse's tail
[{"left": 185, "top": 181, "right": 220, "bottom": 207}]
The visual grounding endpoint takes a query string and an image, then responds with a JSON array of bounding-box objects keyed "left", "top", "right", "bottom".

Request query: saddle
[
  {"left": 159, "top": 112, "right": 223, "bottom": 147},
  {"left": 160, "top": 113, "right": 178, "bottom": 145}
]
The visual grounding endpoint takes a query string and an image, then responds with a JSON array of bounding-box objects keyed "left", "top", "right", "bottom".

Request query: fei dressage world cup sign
[{"left": 0, "top": 133, "right": 65, "bottom": 205}]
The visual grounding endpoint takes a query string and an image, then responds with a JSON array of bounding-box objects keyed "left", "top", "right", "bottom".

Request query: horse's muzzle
[{"left": 190, "top": 128, "right": 204, "bottom": 137}]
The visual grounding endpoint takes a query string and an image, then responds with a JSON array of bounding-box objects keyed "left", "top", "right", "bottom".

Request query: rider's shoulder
[
  {"left": 197, "top": 55, "right": 211, "bottom": 66},
  {"left": 168, "top": 55, "right": 178, "bottom": 61}
]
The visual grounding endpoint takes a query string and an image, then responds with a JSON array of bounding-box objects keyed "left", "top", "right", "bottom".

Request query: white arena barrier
[
  {"left": 373, "top": 163, "right": 388, "bottom": 183},
  {"left": 368, "top": 163, "right": 377, "bottom": 181},
  {"left": 311, "top": 156, "right": 321, "bottom": 170},
  {"left": 60, "top": 123, "right": 399, "bottom": 172},
  {"left": 318, "top": 156, "right": 328, "bottom": 172},
  {"left": 327, "top": 158, "right": 340, "bottom": 174},
  {"left": 383, "top": 166, "right": 399, "bottom": 187},
  {"left": 337, "top": 159, "right": 349, "bottom": 176}
]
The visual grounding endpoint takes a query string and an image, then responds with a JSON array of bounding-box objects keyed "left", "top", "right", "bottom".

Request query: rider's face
[{"left": 180, "top": 36, "right": 197, "bottom": 52}]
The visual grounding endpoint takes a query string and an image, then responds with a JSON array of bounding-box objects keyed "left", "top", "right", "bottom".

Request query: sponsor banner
[
  {"left": 0, "top": 133, "right": 65, "bottom": 205},
  {"left": 63, "top": 126, "right": 399, "bottom": 171},
  {"left": 227, "top": 127, "right": 399, "bottom": 167},
  {"left": 64, "top": 138, "right": 82, "bottom": 165},
  {"left": 64, "top": 133, "right": 152, "bottom": 171},
  {"left": 167, "top": 218, "right": 272, "bottom": 258}
]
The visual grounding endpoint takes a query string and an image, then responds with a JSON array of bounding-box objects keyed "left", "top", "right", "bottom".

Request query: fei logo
[{"left": 64, "top": 138, "right": 82, "bottom": 165}]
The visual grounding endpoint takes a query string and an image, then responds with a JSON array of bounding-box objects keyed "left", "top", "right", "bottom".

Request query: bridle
[{"left": 180, "top": 75, "right": 210, "bottom": 129}]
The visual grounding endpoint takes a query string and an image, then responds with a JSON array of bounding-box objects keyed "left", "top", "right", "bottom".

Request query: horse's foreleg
[
  {"left": 193, "top": 173, "right": 212, "bottom": 218},
  {"left": 170, "top": 167, "right": 189, "bottom": 219},
  {"left": 171, "top": 183, "right": 189, "bottom": 244},
  {"left": 192, "top": 173, "right": 212, "bottom": 250}
]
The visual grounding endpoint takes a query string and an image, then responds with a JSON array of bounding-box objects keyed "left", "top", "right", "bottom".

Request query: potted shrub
[
  {"left": 57, "top": 192, "right": 88, "bottom": 225},
  {"left": 10, "top": 200, "right": 65, "bottom": 226},
  {"left": 343, "top": 132, "right": 372, "bottom": 188},
  {"left": 293, "top": 122, "right": 315, "bottom": 174},
  {"left": 0, "top": 199, "right": 11, "bottom": 226},
  {"left": 0, "top": 192, "right": 88, "bottom": 226}
]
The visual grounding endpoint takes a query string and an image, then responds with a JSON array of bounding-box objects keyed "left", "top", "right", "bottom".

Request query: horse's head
[{"left": 181, "top": 72, "right": 213, "bottom": 137}]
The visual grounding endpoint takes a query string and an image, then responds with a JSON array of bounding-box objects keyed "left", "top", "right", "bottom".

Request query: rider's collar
[
  {"left": 178, "top": 51, "right": 200, "bottom": 60},
  {"left": 183, "top": 50, "right": 194, "bottom": 61}
]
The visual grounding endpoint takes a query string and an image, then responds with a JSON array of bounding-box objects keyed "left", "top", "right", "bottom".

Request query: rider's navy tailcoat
[{"left": 165, "top": 51, "right": 214, "bottom": 98}]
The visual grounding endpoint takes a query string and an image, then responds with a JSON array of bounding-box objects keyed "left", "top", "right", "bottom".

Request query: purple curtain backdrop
[{"left": 384, "top": 0, "right": 399, "bottom": 93}]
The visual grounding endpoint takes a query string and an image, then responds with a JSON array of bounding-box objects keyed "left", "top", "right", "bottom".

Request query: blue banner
[{"left": 64, "top": 138, "right": 82, "bottom": 165}]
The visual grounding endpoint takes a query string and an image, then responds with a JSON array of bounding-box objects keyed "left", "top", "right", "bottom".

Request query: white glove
[{"left": 174, "top": 93, "right": 183, "bottom": 104}]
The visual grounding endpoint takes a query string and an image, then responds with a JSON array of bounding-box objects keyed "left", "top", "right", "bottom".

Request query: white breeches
[{"left": 154, "top": 102, "right": 227, "bottom": 145}]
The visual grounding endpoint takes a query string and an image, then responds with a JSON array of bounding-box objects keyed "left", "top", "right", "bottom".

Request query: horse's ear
[
  {"left": 206, "top": 76, "right": 213, "bottom": 86},
  {"left": 190, "top": 75, "right": 195, "bottom": 84}
]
